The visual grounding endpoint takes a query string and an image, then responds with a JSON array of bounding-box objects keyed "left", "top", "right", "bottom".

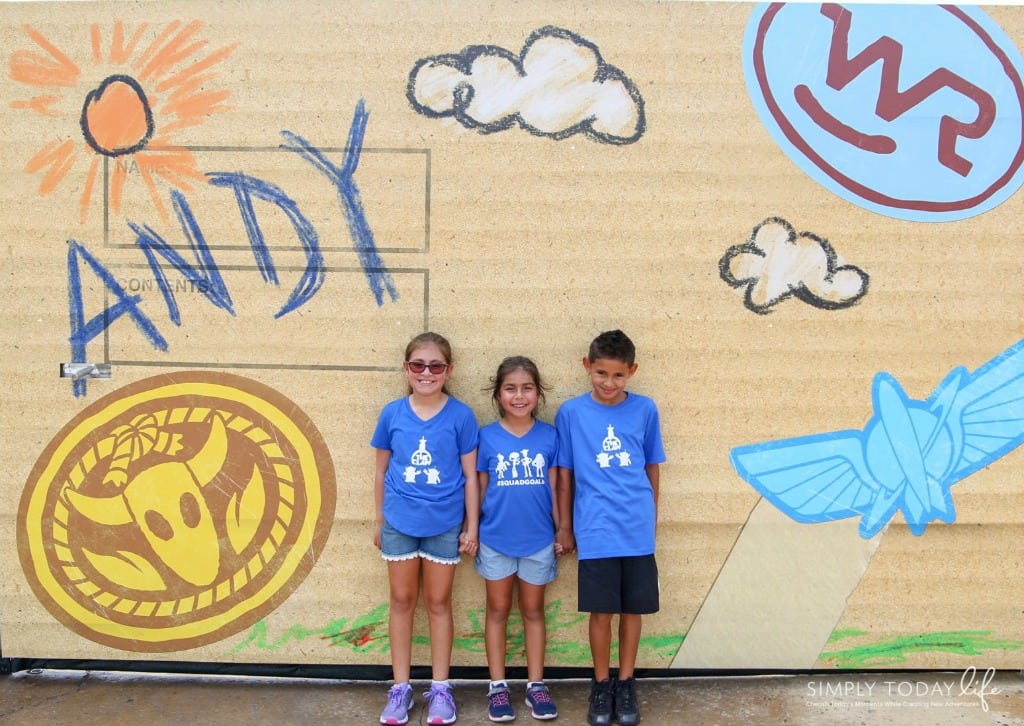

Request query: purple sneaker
[
  {"left": 380, "top": 683, "right": 414, "bottom": 725},
  {"left": 425, "top": 682, "right": 457, "bottom": 725},
  {"left": 525, "top": 682, "right": 558, "bottom": 720}
]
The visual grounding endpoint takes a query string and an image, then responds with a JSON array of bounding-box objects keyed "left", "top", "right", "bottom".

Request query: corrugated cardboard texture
[{"left": 1, "top": 1, "right": 1022, "bottom": 669}]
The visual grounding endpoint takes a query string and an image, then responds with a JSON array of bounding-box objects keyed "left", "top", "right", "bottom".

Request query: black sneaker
[
  {"left": 614, "top": 677, "right": 640, "bottom": 726},
  {"left": 587, "top": 678, "right": 614, "bottom": 726}
]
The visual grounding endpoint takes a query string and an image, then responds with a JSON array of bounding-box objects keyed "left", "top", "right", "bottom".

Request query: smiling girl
[
  {"left": 372, "top": 332, "right": 479, "bottom": 725},
  {"left": 475, "top": 356, "right": 572, "bottom": 722}
]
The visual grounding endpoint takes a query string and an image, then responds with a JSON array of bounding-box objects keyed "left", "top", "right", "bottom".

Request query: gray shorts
[
  {"left": 474, "top": 541, "right": 557, "bottom": 586},
  {"left": 380, "top": 519, "right": 461, "bottom": 565}
]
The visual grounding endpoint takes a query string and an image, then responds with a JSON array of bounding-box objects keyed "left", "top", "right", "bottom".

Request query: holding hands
[
  {"left": 459, "top": 529, "right": 479, "bottom": 555},
  {"left": 555, "top": 526, "right": 576, "bottom": 556}
]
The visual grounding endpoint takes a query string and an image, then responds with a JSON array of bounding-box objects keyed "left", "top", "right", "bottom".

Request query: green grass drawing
[
  {"left": 820, "top": 629, "right": 1022, "bottom": 668},
  {"left": 230, "top": 606, "right": 1020, "bottom": 671},
  {"left": 230, "top": 598, "right": 685, "bottom": 665},
  {"left": 229, "top": 604, "right": 391, "bottom": 655}
]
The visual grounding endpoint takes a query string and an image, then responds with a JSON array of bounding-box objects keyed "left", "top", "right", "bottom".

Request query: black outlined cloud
[
  {"left": 407, "top": 26, "right": 645, "bottom": 145},
  {"left": 720, "top": 217, "right": 869, "bottom": 314}
]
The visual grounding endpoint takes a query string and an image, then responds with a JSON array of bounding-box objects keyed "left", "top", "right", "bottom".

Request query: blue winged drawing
[{"left": 731, "top": 339, "right": 1024, "bottom": 538}]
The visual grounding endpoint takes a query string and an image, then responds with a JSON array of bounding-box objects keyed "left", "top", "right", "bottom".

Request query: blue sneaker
[
  {"left": 380, "top": 683, "right": 414, "bottom": 725},
  {"left": 487, "top": 681, "right": 516, "bottom": 722},
  {"left": 525, "top": 682, "right": 558, "bottom": 720},
  {"left": 425, "top": 682, "right": 457, "bottom": 725}
]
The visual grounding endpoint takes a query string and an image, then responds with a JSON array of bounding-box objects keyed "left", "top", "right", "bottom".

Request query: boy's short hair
[{"left": 588, "top": 329, "right": 636, "bottom": 365}]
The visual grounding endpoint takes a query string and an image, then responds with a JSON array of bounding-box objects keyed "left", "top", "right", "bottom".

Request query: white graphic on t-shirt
[
  {"left": 406, "top": 437, "right": 441, "bottom": 485},
  {"left": 495, "top": 453, "right": 510, "bottom": 478},
  {"left": 531, "top": 452, "right": 546, "bottom": 477},
  {"left": 494, "top": 447, "right": 546, "bottom": 486},
  {"left": 411, "top": 437, "right": 433, "bottom": 465},
  {"left": 596, "top": 425, "right": 632, "bottom": 468},
  {"left": 602, "top": 425, "right": 622, "bottom": 451},
  {"left": 509, "top": 451, "right": 521, "bottom": 477}
]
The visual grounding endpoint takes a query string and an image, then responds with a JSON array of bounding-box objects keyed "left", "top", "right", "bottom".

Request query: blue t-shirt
[
  {"left": 477, "top": 419, "right": 559, "bottom": 557},
  {"left": 554, "top": 391, "right": 666, "bottom": 559},
  {"left": 371, "top": 395, "right": 478, "bottom": 537}
]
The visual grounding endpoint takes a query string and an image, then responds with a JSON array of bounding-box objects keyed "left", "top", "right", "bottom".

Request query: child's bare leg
[
  {"left": 484, "top": 576, "right": 515, "bottom": 682},
  {"left": 422, "top": 559, "right": 457, "bottom": 681},
  {"left": 617, "top": 613, "right": 643, "bottom": 679},
  {"left": 589, "top": 612, "right": 614, "bottom": 681},
  {"left": 518, "top": 581, "right": 547, "bottom": 683},
  {"left": 387, "top": 558, "right": 422, "bottom": 683}
]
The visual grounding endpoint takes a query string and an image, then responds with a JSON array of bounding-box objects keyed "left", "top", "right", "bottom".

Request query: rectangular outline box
[
  {"left": 103, "top": 145, "right": 431, "bottom": 253},
  {"left": 98, "top": 145, "right": 431, "bottom": 372}
]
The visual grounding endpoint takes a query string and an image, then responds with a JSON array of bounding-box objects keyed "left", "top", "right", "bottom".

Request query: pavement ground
[{"left": 1, "top": 667, "right": 1022, "bottom": 724}]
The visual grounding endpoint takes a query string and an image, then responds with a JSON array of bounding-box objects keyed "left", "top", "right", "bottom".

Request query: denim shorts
[
  {"left": 474, "top": 541, "right": 557, "bottom": 586},
  {"left": 380, "top": 520, "right": 462, "bottom": 565}
]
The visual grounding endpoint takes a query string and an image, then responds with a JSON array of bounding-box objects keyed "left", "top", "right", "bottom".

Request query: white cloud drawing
[
  {"left": 720, "top": 217, "right": 870, "bottom": 314},
  {"left": 407, "top": 26, "right": 645, "bottom": 145}
]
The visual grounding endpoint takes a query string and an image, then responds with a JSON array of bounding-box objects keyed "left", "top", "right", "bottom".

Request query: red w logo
[{"left": 795, "top": 3, "right": 995, "bottom": 177}]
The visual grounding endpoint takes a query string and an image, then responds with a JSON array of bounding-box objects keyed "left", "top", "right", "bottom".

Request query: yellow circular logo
[{"left": 18, "top": 372, "right": 335, "bottom": 651}]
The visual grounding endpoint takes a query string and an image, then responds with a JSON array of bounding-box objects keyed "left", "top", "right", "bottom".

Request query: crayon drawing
[
  {"left": 10, "top": 20, "right": 236, "bottom": 223},
  {"left": 731, "top": 340, "right": 1024, "bottom": 537}
]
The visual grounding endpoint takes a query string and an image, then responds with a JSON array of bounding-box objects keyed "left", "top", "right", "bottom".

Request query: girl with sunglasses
[{"left": 372, "top": 332, "right": 480, "bottom": 725}]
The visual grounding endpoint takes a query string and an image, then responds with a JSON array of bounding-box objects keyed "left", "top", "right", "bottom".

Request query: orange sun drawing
[{"left": 9, "top": 20, "right": 237, "bottom": 223}]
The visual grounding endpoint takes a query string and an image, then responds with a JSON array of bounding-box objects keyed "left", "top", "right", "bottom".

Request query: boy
[{"left": 554, "top": 329, "right": 665, "bottom": 726}]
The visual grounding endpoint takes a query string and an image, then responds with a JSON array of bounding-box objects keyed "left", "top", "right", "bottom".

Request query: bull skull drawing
[{"left": 63, "top": 414, "right": 230, "bottom": 587}]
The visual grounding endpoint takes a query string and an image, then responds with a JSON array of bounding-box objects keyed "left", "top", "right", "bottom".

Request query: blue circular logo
[{"left": 745, "top": 3, "right": 1024, "bottom": 222}]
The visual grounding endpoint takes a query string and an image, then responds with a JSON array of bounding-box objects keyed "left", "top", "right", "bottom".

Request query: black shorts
[{"left": 578, "top": 555, "right": 660, "bottom": 614}]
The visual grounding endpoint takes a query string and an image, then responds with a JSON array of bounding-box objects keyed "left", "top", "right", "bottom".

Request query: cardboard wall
[{"left": 1, "top": 0, "right": 1022, "bottom": 670}]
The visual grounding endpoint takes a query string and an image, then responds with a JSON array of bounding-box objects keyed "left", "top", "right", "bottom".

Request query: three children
[{"left": 374, "top": 330, "right": 664, "bottom": 726}]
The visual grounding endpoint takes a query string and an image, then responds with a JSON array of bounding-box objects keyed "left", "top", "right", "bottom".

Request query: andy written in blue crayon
[{"left": 372, "top": 332, "right": 479, "bottom": 726}]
